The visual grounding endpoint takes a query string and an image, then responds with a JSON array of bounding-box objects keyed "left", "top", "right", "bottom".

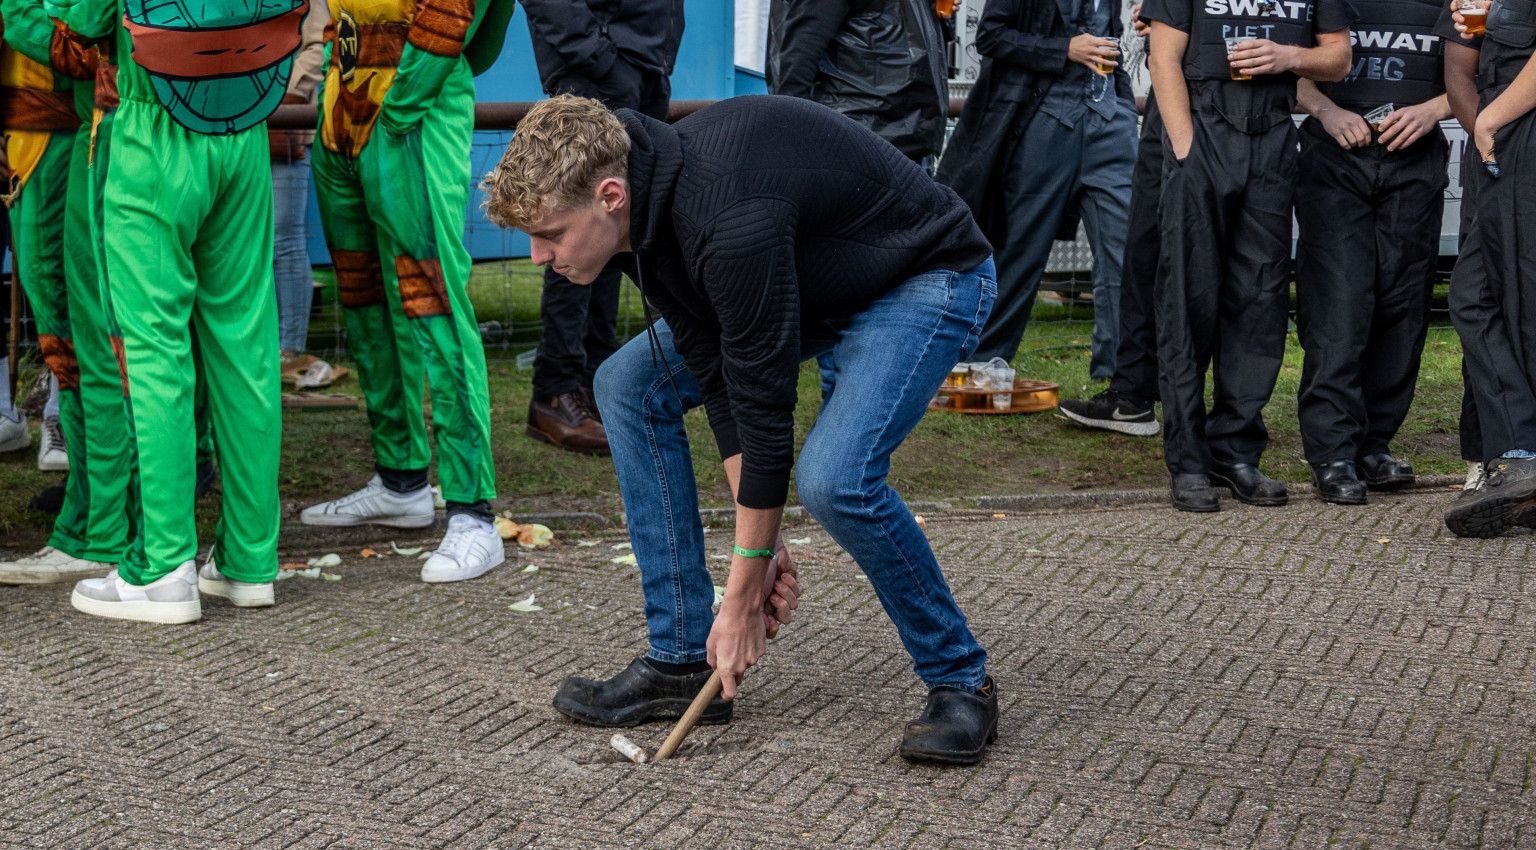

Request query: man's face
[{"left": 523, "top": 178, "right": 630, "bottom": 285}]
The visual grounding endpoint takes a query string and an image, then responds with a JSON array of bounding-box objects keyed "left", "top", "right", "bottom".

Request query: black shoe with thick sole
[
  {"left": 1358, "top": 453, "right": 1415, "bottom": 491},
  {"left": 1312, "top": 460, "right": 1367, "bottom": 505},
  {"left": 900, "top": 676, "right": 999, "bottom": 765},
  {"left": 1210, "top": 462, "right": 1288, "bottom": 507},
  {"left": 1445, "top": 457, "right": 1536, "bottom": 538},
  {"left": 552, "top": 657, "right": 733, "bottom": 728},
  {"left": 27, "top": 481, "right": 65, "bottom": 514},
  {"left": 1057, "top": 390, "right": 1160, "bottom": 437},
  {"left": 1171, "top": 473, "right": 1220, "bottom": 512}
]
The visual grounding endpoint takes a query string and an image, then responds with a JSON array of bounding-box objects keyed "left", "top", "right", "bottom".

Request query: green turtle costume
[
  {"left": 47, "top": 0, "right": 305, "bottom": 585},
  {"left": 0, "top": 0, "right": 124, "bottom": 561},
  {"left": 310, "top": 0, "right": 511, "bottom": 511}
]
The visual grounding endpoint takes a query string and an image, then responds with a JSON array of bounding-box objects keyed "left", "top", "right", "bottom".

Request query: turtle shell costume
[
  {"left": 47, "top": 0, "right": 307, "bottom": 587},
  {"left": 309, "top": 0, "right": 511, "bottom": 515}
]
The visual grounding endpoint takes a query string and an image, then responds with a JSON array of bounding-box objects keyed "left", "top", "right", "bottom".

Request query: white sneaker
[
  {"left": 0, "top": 413, "right": 27, "bottom": 453},
  {"left": 1465, "top": 462, "right": 1486, "bottom": 491},
  {"left": 0, "top": 546, "right": 111, "bottom": 585},
  {"left": 198, "top": 557, "right": 274, "bottom": 608},
  {"left": 36, "top": 416, "right": 67, "bottom": 471},
  {"left": 299, "top": 475, "right": 435, "bottom": 528},
  {"left": 70, "top": 560, "right": 201, "bottom": 624},
  {"left": 421, "top": 514, "right": 506, "bottom": 583}
]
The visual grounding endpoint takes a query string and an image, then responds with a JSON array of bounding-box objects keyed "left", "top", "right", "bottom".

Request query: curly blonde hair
[{"left": 481, "top": 94, "right": 631, "bottom": 229}]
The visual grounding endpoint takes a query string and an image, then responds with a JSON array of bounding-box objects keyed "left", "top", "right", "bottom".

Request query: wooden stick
[{"left": 652, "top": 669, "right": 723, "bottom": 762}]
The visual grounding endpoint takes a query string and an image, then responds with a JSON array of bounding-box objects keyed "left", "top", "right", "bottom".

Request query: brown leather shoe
[
  {"left": 528, "top": 392, "right": 610, "bottom": 455},
  {"left": 578, "top": 385, "right": 602, "bottom": 423}
]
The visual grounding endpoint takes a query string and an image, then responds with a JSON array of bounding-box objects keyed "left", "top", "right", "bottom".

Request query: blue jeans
[
  {"left": 272, "top": 154, "right": 313, "bottom": 353},
  {"left": 594, "top": 258, "right": 997, "bottom": 691}
]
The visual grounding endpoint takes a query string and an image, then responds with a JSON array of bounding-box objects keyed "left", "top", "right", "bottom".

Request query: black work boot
[
  {"left": 1170, "top": 473, "right": 1219, "bottom": 513},
  {"left": 899, "top": 676, "right": 999, "bottom": 765},
  {"left": 1445, "top": 456, "right": 1536, "bottom": 539},
  {"left": 552, "top": 657, "right": 732, "bottom": 728},
  {"left": 1210, "top": 462, "right": 1288, "bottom": 506},
  {"left": 1358, "top": 452, "right": 1415, "bottom": 490},
  {"left": 1312, "top": 460, "right": 1367, "bottom": 505}
]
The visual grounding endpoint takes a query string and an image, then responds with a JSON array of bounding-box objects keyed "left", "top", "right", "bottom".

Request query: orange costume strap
[
  {"left": 0, "top": 87, "right": 80, "bottom": 130},
  {"left": 122, "top": 1, "right": 309, "bottom": 79}
]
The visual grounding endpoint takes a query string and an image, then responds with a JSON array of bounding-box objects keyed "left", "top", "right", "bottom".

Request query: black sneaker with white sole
[{"left": 1057, "top": 390, "right": 1159, "bottom": 436}]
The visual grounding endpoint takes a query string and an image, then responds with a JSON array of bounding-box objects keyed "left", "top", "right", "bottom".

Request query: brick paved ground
[{"left": 3, "top": 488, "right": 1535, "bottom": 849}]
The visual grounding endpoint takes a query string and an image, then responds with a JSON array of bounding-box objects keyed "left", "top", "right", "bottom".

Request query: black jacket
[
  {"left": 765, "top": 0, "right": 950, "bottom": 161},
  {"left": 616, "top": 96, "right": 991, "bottom": 510},
  {"left": 520, "top": 0, "right": 685, "bottom": 92},
  {"left": 937, "top": 0, "right": 1133, "bottom": 250}
]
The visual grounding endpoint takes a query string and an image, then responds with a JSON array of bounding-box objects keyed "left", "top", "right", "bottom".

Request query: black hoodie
[{"left": 615, "top": 96, "right": 991, "bottom": 510}]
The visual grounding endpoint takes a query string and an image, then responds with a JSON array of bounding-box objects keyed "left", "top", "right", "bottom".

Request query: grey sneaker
[
  {"left": 300, "top": 475, "right": 435, "bottom": 528},
  {"left": 198, "top": 558, "right": 274, "bottom": 608},
  {"left": 70, "top": 560, "right": 201, "bottom": 624},
  {"left": 0, "top": 546, "right": 109, "bottom": 585}
]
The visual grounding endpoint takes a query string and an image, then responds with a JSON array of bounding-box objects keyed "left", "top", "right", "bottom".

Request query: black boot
[
  {"left": 552, "top": 657, "right": 733, "bottom": 728},
  {"left": 1445, "top": 456, "right": 1536, "bottom": 538},
  {"left": 1170, "top": 473, "right": 1219, "bottom": 512},
  {"left": 1210, "top": 462, "right": 1288, "bottom": 506},
  {"left": 899, "top": 676, "right": 999, "bottom": 765},
  {"left": 28, "top": 481, "right": 66, "bottom": 514},
  {"left": 1312, "top": 460, "right": 1367, "bottom": 505},
  {"left": 1358, "top": 452, "right": 1415, "bottom": 490}
]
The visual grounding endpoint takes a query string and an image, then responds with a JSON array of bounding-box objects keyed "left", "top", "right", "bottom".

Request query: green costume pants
[
  {"left": 10, "top": 128, "right": 114, "bottom": 561},
  {"left": 312, "top": 67, "right": 495, "bottom": 505},
  {"left": 101, "top": 99, "right": 280, "bottom": 585}
]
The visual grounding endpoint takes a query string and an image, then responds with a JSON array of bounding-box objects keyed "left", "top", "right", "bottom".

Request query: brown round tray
[{"left": 929, "top": 379, "right": 1059, "bottom": 415}]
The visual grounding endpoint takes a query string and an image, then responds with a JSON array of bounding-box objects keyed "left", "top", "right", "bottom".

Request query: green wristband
[{"left": 733, "top": 544, "right": 776, "bottom": 559}]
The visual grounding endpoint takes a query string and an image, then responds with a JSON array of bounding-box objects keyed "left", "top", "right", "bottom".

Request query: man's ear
[{"left": 596, "top": 177, "right": 628, "bottom": 214}]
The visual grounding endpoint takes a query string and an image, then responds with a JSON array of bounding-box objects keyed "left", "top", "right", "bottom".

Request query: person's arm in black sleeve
[
  {"left": 694, "top": 198, "right": 802, "bottom": 701},
  {"left": 975, "top": 0, "right": 1074, "bottom": 75},
  {"left": 519, "top": 0, "right": 619, "bottom": 82},
  {"left": 775, "top": 0, "right": 850, "bottom": 97}
]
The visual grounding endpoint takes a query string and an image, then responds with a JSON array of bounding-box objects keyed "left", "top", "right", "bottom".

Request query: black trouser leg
[
  {"left": 1450, "top": 111, "right": 1536, "bottom": 461},
  {"left": 1158, "top": 114, "right": 1291, "bottom": 474},
  {"left": 1109, "top": 95, "right": 1163, "bottom": 404},
  {"left": 1359, "top": 137, "right": 1446, "bottom": 457},
  {"left": 1456, "top": 152, "right": 1485, "bottom": 462}
]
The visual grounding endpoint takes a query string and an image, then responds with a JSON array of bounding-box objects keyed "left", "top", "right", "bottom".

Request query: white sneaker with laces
[
  {"left": 0, "top": 413, "right": 28, "bottom": 453},
  {"left": 37, "top": 416, "right": 67, "bottom": 471},
  {"left": 198, "top": 558, "right": 275, "bottom": 607},
  {"left": 421, "top": 514, "right": 506, "bottom": 583},
  {"left": 70, "top": 560, "right": 201, "bottom": 624},
  {"left": 299, "top": 474, "right": 435, "bottom": 528},
  {"left": 1465, "top": 461, "right": 1486, "bottom": 491},
  {"left": 0, "top": 546, "right": 110, "bottom": 585}
]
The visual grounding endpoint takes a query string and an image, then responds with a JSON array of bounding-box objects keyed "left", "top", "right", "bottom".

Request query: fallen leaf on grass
[
  {"left": 787, "top": 537, "right": 811, "bottom": 546},
  {"left": 508, "top": 593, "right": 543, "bottom": 613},
  {"left": 321, "top": 573, "right": 342, "bottom": 582},
  {"left": 307, "top": 553, "right": 342, "bottom": 568},
  {"left": 1376, "top": 537, "right": 1391, "bottom": 544},
  {"left": 576, "top": 540, "right": 600, "bottom": 547},
  {"left": 276, "top": 567, "right": 321, "bottom": 581},
  {"left": 611, "top": 542, "right": 632, "bottom": 550},
  {"left": 359, "top": 548, "right": 381, "bottom": 559},
  {"left": 992, "top": 513, "right": 1008, "bottom": 520},
  {"left": 494, "top": 517, "right": 520, "bottom": 540},
  {"left": 611, "top": 554, "right": 638, "bottom": 567},
  {"left": 713, "top": 585, "right": 725, "bottom": 606},
  {"left": 390, "top": 542, "right": 423, "bottom": 557},
  {"left": 521, "top": 564, "right": 540, "bottom": 574}
]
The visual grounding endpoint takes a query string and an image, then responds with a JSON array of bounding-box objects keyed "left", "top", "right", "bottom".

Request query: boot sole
[
  {"left": 1172, "top": 497, "right": 1220, "bottom": 513},
  {"left": 525, "top": 425, "right": 611, "bottom": 456},
  {"left": 899, "top": 716, "right": 1000, "bottom": 766},
  {"left": 198, "top": 577, "right": 275, "bottom": 607},
  {"left": 551, "top": 692, "right": 733, "bottom": 729},
  {"left": 1210, "top": 475, "right": 1289, "bottom": 507},
  {"left": 70, "top": 589, "right": 201, "bottom": 624},
  {"left": 1056, "top": 408, "right": 1161, "bottom": 437},
  {"left": 1445, "top": 487, "right": 1536, "bottom": 538},
  {"left": 298, "top": 512, "right": 435, "bottom": 529},
  {"left": 1315, "top": 489, "right": 1367, "bottom": 506}
]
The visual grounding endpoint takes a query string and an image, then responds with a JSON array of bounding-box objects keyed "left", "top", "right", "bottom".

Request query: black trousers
[
  {"left": 1456, "top": 150, "right": 1485, "bottom": 462},
  {"left": 1108, "top": 95, "right": 1162, "bottom": 405},
  {"left": 531, "top": 64, "right": 671, "bottom": 399},
  {"left": 1294, "top": 121, "right": 1447, "bottom": 465},
  {"left": 1156, "top": 110, "right": 1294, "bottom": 475},
  {"left": 1450, "top": 109, "right": 1536, "bottom": 462}
]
